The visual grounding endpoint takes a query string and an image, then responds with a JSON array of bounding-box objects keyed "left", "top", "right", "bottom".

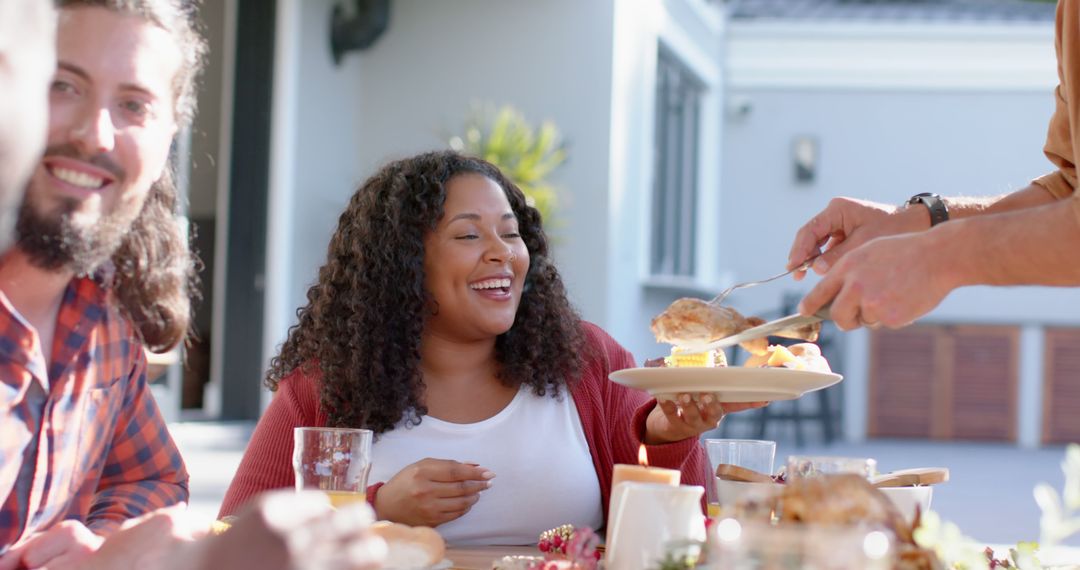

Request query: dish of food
[{"left": 608, "top": 366, "right": 842, "bottom": 403}]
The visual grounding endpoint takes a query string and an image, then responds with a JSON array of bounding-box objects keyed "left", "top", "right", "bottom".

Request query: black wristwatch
[{"left": 904, "top": 192, "right": 949, "bottom": 226}]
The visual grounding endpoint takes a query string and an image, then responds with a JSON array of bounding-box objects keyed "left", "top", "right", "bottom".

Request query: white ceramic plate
[{"left": 609, "top": 367, "right": 842, "bottom": 402}]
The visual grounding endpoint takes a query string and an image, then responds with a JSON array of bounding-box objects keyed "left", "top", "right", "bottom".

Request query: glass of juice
[
  {"left": 293, "top": 426, "right": 373, "bottom": 507},
  {"left": 704, "top": 439, "right": 776, "bottom": 519}
]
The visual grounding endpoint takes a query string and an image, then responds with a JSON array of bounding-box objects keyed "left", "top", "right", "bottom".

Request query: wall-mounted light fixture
[
  {"left": 727, "top": 94, "right": 753, "bottom": 119},
  {"left": 330, "top": 0, "right": 390, "bottom": 66},
  {"left": 792, "top": 135, "right": 818, "bottom": 185}
]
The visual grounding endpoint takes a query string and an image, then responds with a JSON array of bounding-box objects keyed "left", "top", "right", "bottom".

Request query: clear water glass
[
  {"left": 705, "top": 439, "right": 777, "bottom": 476},
  {"left": 293, "top": 427, "right": 373, "bottom": 508},
  {"left": 785, "top": 455, "right": 877, "bottom": 480}
]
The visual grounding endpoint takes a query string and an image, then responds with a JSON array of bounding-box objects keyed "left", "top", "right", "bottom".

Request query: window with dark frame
[{"left": 651, "top": 45, "right": 705, "bottom": 279}]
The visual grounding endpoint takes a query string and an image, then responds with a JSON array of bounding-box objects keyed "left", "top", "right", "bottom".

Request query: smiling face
[
  {"left": 16, "top": 6, "right": 181, "bottom": 273},
  {"left": 422, "top": 173, "right": 531, "bottom": 342}
]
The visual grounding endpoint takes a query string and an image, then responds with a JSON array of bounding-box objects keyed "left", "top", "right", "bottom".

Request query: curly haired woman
[{"left": 219, "top": 150, "right": 763, "bottom": 545}]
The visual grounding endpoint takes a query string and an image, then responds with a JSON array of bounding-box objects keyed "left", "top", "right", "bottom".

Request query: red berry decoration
[{"left": 537, "top": 525, "right": 600, "bottom": 570}]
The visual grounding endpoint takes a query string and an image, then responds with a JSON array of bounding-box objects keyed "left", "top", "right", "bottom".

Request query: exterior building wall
[
  {"left": 719, "top": 88, "right": 1067, "bottom": 319},
  {"left": 605, "top": 0, "right": 727, "bottom": 364}
]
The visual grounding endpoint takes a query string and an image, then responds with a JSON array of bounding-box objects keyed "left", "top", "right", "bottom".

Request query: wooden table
[{"left": 446, "top": 546, "right": 538, "bottom": 570}]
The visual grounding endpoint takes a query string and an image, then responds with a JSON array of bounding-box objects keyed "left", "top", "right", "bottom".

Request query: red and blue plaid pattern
[{"left": 0, "top": 277, "right": 188, "bottom": 549}]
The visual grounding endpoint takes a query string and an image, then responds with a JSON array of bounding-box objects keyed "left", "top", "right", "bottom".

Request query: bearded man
[{"left": 0, "top": 0, "right": 201, "bottom": 561}]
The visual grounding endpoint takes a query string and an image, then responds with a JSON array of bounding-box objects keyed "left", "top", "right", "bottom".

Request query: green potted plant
[{"left": 449, "top": 104, "right": 567, "bottom": 226}]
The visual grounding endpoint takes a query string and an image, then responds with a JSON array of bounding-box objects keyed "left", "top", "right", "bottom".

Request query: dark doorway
[{"left": 219, "top": 0, "right": 276, "bottom": 420}]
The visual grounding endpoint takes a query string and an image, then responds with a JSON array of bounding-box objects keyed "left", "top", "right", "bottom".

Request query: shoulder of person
[
  {"left": 277, "top": 360, "right": 323, "bottom": 398},
  {"left": 264, "top": 360, "right": 330, "bottom": 425},
  {"left": 83, "top": 277, "right": 141, "bottom": 344},
  {"left": 578, "top": 321, "right": 633, "bottom": 367}
]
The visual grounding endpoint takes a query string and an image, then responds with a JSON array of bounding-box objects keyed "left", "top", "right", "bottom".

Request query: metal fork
[{"left": 709, "top": 255, "right": 819, "bottom": 306}]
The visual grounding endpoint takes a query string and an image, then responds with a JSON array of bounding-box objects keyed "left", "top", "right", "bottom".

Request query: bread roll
[{"left": 370, "top": 521, "right": 445, "bottom": 569}]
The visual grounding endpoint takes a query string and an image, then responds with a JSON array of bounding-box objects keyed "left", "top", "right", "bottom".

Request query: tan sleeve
[{"left": 1035, "top": 0, "right": 1079, "bottom": 200}]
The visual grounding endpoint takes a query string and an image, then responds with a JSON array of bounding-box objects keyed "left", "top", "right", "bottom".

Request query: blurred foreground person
[
  {"left": 0, "top": 0, "right": 55, "bottom": 249},
  {"left": 787, "top": 0, "right": 1080, "bottom": 330},
  {"left": 79, "top": 492, "right": 386, "bottom": 570}
]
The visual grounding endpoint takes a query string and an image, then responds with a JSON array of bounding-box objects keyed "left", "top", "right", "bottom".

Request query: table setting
[
  {"left": 274, "top": 423, "right": 1080, "bottom": 569},
  {"left": 443, "top": 441, "right": 1080, "bottom": 570},
  {"left": 208, "top": 389, "right": 1080, "bottom": 570},
  {"left": 210, "top": 291, "right": 1080, "bottom": 570}
]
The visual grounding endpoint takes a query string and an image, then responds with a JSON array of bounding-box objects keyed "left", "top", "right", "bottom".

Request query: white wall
[
  {"left": 267, "top": 0, "right": 621, "bottom": 364},
  {"left": 607, "top": 0, "right": 727, "bottom": 363},
  {"left": 261, "top": 0, "right": 368, "bottom": 383},
  {"left": 346, "top": 0, "right": 618, "bottom": 329},
  {"left": 718, "top": 88, "right": 1079, "bottom": 320}
]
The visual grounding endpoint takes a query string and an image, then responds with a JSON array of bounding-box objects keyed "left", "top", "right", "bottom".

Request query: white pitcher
[{"left": 606, "top": 483, "right": 706, "bottom": 570}]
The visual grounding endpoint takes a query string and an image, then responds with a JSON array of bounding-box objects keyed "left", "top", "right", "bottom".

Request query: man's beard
[
  {"left": 16, "top": 142, "right": 134, "bottom": 275},
  {"left": 15, "top": 191, "right": 132, "bottom": 276}
]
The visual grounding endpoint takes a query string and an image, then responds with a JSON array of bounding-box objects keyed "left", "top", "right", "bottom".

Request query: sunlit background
[{"left": 154, "top": 0, "right": 1077, "bottom": 546}]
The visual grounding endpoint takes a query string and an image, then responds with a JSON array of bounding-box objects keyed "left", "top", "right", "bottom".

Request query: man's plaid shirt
[{"left": 0, "top": 276, "right": 189, "bottom": 548}]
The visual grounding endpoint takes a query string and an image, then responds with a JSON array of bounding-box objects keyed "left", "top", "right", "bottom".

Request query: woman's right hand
[{"left": 373, "top": 459, "right": 495, "bottom": 527}]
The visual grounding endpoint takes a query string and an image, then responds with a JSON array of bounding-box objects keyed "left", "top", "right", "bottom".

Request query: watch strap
[{"left": 906, "top": 192, "right": 949, "bottom": 226}]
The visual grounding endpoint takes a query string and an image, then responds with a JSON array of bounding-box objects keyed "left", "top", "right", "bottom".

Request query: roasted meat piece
[
  {"left": 650, "top": 298, "right": 822, "bottom": 355},
  {"left": 650, "top": 298, "right": 749, "bottom": 346}
]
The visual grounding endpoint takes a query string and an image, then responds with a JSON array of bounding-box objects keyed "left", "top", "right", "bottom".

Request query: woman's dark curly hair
[{"left": 267, "top": 150, "right": 585, "bottom": 434}]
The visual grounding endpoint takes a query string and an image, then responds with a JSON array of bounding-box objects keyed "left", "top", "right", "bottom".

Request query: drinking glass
[
  {"left": 785, "top": 455, "right": 877, "bottom": 480},
  {"left": 293, "top": 427, "right": 373, "bottom": 508},
  {"left": 704, "top": 439, "right": 776, "bottom": 518}
]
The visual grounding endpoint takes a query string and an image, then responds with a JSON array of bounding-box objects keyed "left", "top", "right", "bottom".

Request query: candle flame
[{"left": 638, "top": 444, "right": 649, "bottom": 467}]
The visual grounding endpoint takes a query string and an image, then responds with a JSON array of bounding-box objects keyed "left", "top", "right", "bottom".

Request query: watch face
[
  {"left": 906, "top": 193, "right": 948, "bottom": 226},
  {"left": 907, "top": 192, "right": 937, "bottom": 206}
]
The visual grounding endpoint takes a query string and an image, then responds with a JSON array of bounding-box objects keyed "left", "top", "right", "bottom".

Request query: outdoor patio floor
[{"left": 170, "top": 421, "right": 1079, "bottom": 548}]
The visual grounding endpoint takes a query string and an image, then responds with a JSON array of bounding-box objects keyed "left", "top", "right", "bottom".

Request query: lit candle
[
  {"left": 611, "top": 445, "right": 681, "bottom": 488},
  {"left": 607, "top": 445, "right": 681, "bottom": 545}
]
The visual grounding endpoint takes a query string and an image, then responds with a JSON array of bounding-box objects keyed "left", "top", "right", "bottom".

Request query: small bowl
[
  {"left": 879, "top": 486, "right": 933, "bottom": 524},
  {"left": 714, "top": 479, "right": 784, "bottom": 521}
]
